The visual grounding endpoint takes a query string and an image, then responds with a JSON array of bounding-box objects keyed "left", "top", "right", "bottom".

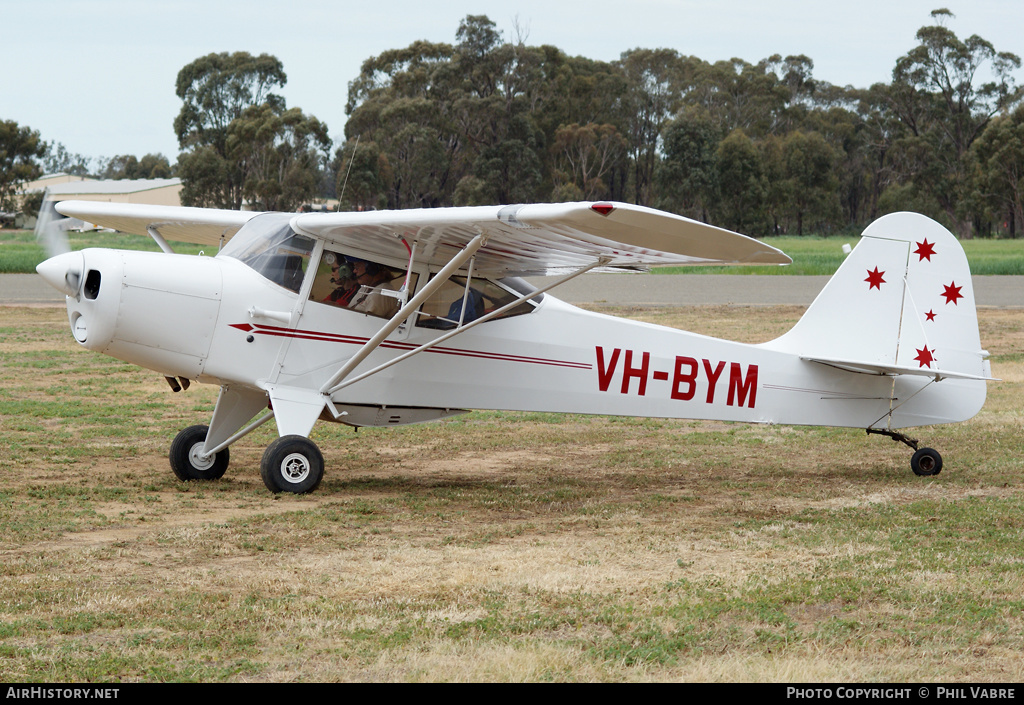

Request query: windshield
[{"left": 219, "top": 213, "right": 315, "bottom": 293}]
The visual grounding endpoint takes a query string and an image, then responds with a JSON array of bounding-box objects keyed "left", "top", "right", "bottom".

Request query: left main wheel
[
  {"left": 260, "top": 435, "right": 324, "bottom": 494},
  {"left": 169, "top": 424, "right": 229, "bottom": 481}
]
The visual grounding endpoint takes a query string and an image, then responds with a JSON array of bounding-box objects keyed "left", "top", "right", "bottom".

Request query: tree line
[
  {"left": 3, "top": 9, "right": 1022, "bottom": 238},
  {"left": 335, "top": 10, "right": 1022, "bottom": 238}
]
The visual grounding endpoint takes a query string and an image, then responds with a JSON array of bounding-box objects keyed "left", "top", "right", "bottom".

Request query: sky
[{"left": 3, "top": 0, "right": 1022, "bottom": 166}]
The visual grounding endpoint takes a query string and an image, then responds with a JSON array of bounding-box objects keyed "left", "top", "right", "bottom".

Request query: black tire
[
  {"left": 911, "top": 447, "right": 943, "bottom": 476},
  {"left": 169, "top": 425, "right": 229, "bottom": 481},
  {"left": 260, "top": 435, "right": 324, "bottom": 494}
]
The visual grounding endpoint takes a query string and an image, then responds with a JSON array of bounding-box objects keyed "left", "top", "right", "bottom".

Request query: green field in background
[{"left": 3, "top": 229, "right": 1022, "bottom": 275}]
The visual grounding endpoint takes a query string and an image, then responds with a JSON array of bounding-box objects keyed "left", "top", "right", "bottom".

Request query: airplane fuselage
[{"left": 57, "top": 247, "right": 983, "bottom": 433}]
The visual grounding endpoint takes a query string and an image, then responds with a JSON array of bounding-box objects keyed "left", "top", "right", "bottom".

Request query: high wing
[
  {"left": 53, "top": 199, "right": 790, "bottom": 275},
  {"left": 292, "top": 201, "right": 791, "bottom": 276},
  {"left": 55, "top": 201, "right": 258, "bottom": 247}
]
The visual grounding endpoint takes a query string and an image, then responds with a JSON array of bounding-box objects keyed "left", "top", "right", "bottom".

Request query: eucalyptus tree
[
  {"left": 687, "top": 57, "right": 787, "bottom": 138},
  {"left": 101, "top": 154, "right": 173, "bottom": 180},
  {"left": 345, "top": 15, "right": 628, "bottom": 208},
  {"left": 175, "top": 52, "right": 288, "bottom": 209},
  {"left": 334, "top": 139, "right": 391, "bottom": 211},
  {"left": 0, "top": 120, "right": 44, "bottom": 211},
  {"left": 226, "top": 104, "right": 331, "bottom": 212},
  {"left": 530, "top": 52, "right": 630, "bottom": 201},
  {"left": 968, "top": 104, "right": 1024, "bottom": 236},
  {"left": 882, "top": 9, "right": 1022, "bottom": 234},
  {"left": 713, "top": 129, "right": 768, "bottom": 234},
  {"left": 780, "top": 130, "right": 842, "bottom": 234},
  {"left": 615, "top": 48, "right": 689, "bottom": 205},
  {"left": 655, "top": 109, "right": 720, "bottom": 222},
  {"left": 344, "top": 25, "right": 466, "bottom": 207},
  {"left": 550, "top": 122, "right": 628, "bottom": 201},
  {"left": 41, "top": 142, "right": 93, "bottom": 178}
]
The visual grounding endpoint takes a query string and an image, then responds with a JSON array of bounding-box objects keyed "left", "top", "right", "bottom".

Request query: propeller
[
  {"left": 34, "top": 190, "right": 81, "bottom": 297},
  {"left": 34, "top": 188, "right": 71, "bottom": 258}
]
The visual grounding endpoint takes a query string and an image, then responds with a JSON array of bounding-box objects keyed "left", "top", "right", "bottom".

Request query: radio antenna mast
[{"left": 338, "top": 135, "right": 361, "bottom": 210}]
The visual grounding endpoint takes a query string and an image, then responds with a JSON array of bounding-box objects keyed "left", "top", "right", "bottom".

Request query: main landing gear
[
  {"left": 169, "top": 427, "right": 325, "bottom": 494},
  {"left": 867, "top": 428, "right": 943, "bottom": 477},
  {"left": 259, "top": 435, "right": 324, "bottom": 494}
]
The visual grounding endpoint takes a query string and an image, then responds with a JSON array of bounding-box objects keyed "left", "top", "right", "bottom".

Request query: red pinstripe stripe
[{"left": 231, "top": 322, "right": 592, "bottom": 370}]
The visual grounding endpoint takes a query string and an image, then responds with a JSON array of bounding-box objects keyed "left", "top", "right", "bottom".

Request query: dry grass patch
[{"left": 1, "top": 306, "right": 1023, "bottom": 681}]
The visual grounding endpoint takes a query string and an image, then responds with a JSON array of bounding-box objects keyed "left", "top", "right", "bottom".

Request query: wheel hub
[
  {"left": 188, "top": 442, "right": 216, "bottom": 471},
  {"left": 280, "top": 453, "right": 311, "bottom": 483}
]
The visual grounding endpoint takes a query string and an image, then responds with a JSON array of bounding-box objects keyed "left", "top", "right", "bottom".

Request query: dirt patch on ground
[{"left": 2, "top": 305, "right": 1023, "bottom": 682}]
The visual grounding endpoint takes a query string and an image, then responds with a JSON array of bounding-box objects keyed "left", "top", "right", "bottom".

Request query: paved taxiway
[{"left": 3, "top": 272, "right": 1022, "bottom": 307}]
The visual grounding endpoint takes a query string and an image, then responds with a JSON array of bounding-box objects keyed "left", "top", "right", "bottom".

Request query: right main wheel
[{"left": 260, "top": 435, "right": 324, "bottom": 494}]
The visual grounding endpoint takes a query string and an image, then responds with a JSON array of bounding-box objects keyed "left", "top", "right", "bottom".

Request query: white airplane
[{"left": 35, "top": 200, "right": 993, "bottom": 493}]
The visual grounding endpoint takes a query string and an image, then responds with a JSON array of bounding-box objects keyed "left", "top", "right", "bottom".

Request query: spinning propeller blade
[
  {"left": 34, "top": 190, "right": 80, "bottom": 297},
  {"left": 34, "top": 189, "right": 71, "bottom": 258}
]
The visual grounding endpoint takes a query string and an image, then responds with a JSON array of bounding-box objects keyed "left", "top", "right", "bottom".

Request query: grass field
[
  {"left": 0, "top": 304, "right": 1022, "bottom": 682},
  {"left": 0, "top": 230, "right": 205, "bottom": 273},
  {"left": 3, "top": 228, "right": 1022, "bottom": 275},
  {"left": 655, "top": 236, "right": 1024, "bottom": 276}
]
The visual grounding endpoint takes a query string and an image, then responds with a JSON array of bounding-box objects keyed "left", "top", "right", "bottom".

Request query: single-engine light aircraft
[{"left": 35, "top": 200, "right": 993, "bottom": 494}]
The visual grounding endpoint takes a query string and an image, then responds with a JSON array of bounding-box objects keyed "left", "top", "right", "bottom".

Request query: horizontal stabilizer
[{"left": 801, "top": 355, "right": 997, "bottom": 382}]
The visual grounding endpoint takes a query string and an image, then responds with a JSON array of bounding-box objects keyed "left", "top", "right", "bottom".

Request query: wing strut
[
  {"left": 318, "top": 233, "right": 487, "bottom": 395},
  {"left": 321, "top": 256, "right": 611, "bottom": 402},
  {"left": 147, "top": 226, "right": 175, "bottom": 254}
]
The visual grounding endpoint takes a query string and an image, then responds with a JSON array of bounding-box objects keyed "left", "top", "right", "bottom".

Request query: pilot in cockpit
[
  {"left": 348, "top": 258, "right": 400, "bottom": 318},
  {"left": 321, "top": 253, "right": 359, "bottom": 306}
]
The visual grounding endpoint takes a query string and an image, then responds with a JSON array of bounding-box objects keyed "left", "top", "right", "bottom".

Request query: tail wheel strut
[{"left": 866, "top": 428, "right": 943, "bottom": 477}]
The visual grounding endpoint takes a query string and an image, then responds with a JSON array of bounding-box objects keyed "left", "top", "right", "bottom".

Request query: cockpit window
[
  {"left": 219, "top": 214, "right": 315, "bottom": 293},
  {"left": 417, "top": 276, "right": 539, "bottom": 329},
  {"left": 309, "top": 248, "right": 416, "bottom": 319}
]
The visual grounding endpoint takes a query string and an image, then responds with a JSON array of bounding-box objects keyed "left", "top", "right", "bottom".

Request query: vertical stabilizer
[
  {"left": 762, "top": 212, "right": 988, "bottom": 426},
  {"left": 765, "top": 213, "right": 984, "bottom": 376}
]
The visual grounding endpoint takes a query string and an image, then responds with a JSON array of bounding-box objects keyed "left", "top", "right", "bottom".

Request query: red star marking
[
  {"left": 941, "top": 281, "right": 964, "bottom": 305},
  {"left": 914, "top": 239, "right": 937, "bottom": 262},
  {"left": 925, "top": 310, "right": 937, "bottom": 322},
  {"left": 865, "top": 267, "right": 886, "bottom": 290},
  {"left": 914, "top": 346, "right": 936, "bottom": 369}
]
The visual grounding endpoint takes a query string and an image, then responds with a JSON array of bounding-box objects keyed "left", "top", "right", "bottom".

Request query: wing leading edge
[{"left": 54, "top": 201, "right": 258, "bottom": 247}]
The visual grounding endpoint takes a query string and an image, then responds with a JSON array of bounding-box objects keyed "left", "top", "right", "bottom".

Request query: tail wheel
[
  {"left": 169, "top": 425, "right": 229, "bottom": 481},
  {"left": 261, "top": 435, "right": 324, "bottom": 494},
  {"left": 911, "top": 447, "right": 943, "bottom": 476}
]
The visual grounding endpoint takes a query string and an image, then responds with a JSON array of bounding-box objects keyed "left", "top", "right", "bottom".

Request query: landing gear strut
[{"left": 866, "top": 428, "right": 943, "bottom": 477}]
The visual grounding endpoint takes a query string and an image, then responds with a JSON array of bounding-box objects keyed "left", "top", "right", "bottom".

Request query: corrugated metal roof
[{"left": 45, "top": 178, "right": 181, "bottom": 195}]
